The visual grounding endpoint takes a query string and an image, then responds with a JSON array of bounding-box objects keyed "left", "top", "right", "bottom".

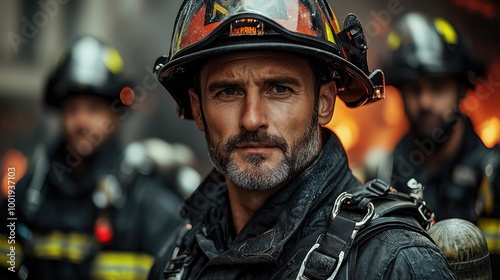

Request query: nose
[
  {"left": 418, "top": 90, "right": 434, "bottom": 109},
  {"left": 240, "top": 91, "right": 268, "bottom": 132}
]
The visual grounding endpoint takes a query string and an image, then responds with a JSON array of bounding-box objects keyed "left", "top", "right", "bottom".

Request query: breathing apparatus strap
[{"left": 296, "top": 179, "right": 435, "bottom": 280}]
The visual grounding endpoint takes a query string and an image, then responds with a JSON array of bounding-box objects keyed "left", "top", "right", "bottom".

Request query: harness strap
[
  {"left": 297, "top": 215, "right": 355, "bottom": 280},
  {"left": 297, "top": 179, "right": 434, "bottom": 280},
  {"left": 297, "top": 192, "right": 375, "bottom": 280}
]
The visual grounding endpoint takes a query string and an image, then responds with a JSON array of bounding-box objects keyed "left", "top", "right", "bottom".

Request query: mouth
[{"left": 235, "top": 142, "right": 278, "bottom": 153}]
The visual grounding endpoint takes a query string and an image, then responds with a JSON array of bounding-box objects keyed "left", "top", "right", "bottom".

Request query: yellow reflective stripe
[
  {"left": 66, "top": 232, "right": 94, "bottom": 261},
  {"left": 325, "top": 22, "right": 335, "bottom": 44},
  {"left": 33, "top": 231, "right": 63, "bottom": 260},
  {"left": 479, "top": 176, "right": 494, "bottom": 214},
  {"left": 328, "top": 5, "right": 341, "bottom": 34},
  {"left": 33, "top": 231, "right": 96, "bottom": 263},
  {"left": 102, "top": 47, "right": 124, "bottom": 74},
  {"left": 0, "top": 234, "right": 23, "bottom": 269},
  {"left": 387, "top": 31, "right": 401, "bottom": 51},
  {"left": 91, "top": 251, "right": 154, "bottom": 280},
  {"left": 477, "top": 218, "right": 500, "bottom": 254},
  {"left": 434, "top": 17, "right": 458, "bottom": 44}
]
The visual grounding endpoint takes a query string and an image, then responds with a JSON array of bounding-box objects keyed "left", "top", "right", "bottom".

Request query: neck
[{"left": 226, "top": 180, "right": 284, "bottom": 235}]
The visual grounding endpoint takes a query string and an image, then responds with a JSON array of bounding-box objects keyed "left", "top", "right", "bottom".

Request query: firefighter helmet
[
  {"left": 385, "top": 12, "right": 483, "bottom": 88},
  {"left": 154, "top": 0, "right": 385, "bottom": 119},
  {"left": 45, "top": 36, "right": 131, "bottom": 107}
]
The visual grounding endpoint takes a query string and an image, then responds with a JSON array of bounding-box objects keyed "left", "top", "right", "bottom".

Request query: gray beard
[{"left": 206, "top": 117, "right": 320, "bottom": 191}]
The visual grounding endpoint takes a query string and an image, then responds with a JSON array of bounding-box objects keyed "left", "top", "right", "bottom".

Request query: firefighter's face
[
  {"left": 189, "top": 50, "right": 336, "bottom": 191},
  {"left": 61, "top": 94, "right": 118, "bottom": 156},
  {"left": 399, "top": 76, "right": 462, "bottom": 139}
]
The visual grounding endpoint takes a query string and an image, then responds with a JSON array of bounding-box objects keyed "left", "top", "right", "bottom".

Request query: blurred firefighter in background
[
  {"left": 367, "top": 12, "right": 500, "bottom": 276},
  {"left": 0, "top": 36, "right": 183, "bottom": 280}
]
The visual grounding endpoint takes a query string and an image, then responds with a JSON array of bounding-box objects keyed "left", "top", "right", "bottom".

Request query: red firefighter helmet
[{"left": 154, "top": 0, "right": 385, "bottom": 119}]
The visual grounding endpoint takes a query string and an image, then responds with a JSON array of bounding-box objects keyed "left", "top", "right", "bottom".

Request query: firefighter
[
  {"left": 148, "top": 1, "right": 456, "bottom": 279},
  {"left": 0, "top": 36, "right": 183, "bottom": 280},
  {"left": 379, "top": 12, "right": 500, "bottom": 275}
]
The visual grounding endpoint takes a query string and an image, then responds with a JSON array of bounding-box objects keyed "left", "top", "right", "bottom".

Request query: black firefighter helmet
[
  {"left": 45, "top": 36, "right": 131, "bottom": 108},
  {"left": 385, "top": 12, "right": 483, "bottom": 89},
  {"left": 154, "top": 0, "right": 386, "bottom": 119}
]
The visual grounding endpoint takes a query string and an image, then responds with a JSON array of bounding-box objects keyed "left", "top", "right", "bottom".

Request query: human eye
[
  {"left": 220, "top": 88, "right": 237, "bottom": 95},
  {"left": 271, "top": 85, "right": 292, "bottom": 95},
  {"left": 213, "top": 87, "right": 240, "bottom": 100}
]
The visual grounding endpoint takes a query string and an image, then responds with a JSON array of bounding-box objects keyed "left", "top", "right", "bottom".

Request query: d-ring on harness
[
  {"left": 296, "top": 179, "right": 435, "bottom": 280},
  {"left": 297, "top": 192, "right": 375, "bottom": 280}
]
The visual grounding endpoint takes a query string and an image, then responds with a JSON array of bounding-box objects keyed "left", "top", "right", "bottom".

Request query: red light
[
  {"left": 94, "top": 219, "right": 113, "bottom": 244},
  {"left": 120, "top": 86, "right": 135, "bottom": 106}
]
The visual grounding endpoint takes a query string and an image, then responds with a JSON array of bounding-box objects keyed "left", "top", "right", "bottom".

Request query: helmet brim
[{"left": 157, "top": 42, "right": 379, "bottom": 119}]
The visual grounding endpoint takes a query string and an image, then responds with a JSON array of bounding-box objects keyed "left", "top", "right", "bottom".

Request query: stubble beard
[
  {"left": 206, "top": 116, "right": 320, "bottom": 191},
  {"left": 409, "top": 104, "right": 460, "bottom": 141}
]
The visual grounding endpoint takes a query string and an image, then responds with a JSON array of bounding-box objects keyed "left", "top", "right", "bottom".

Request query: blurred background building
[{"left": 1, "top": 0, "right": 499, "bottom": 180}]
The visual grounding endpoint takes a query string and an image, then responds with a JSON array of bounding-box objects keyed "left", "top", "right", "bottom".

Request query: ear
[
  {"left": 188, "top": 88, "right": 205, "bottom": 132},
  {"left": 318, "top": 80, "right": 337, "bottom": 125}
]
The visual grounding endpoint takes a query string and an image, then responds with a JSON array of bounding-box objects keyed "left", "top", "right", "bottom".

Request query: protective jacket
[
  {"left": 149, "top": 129, "right": 456, "bottom": 279},
  {"left": 390, "top": 116, "right": 500, "bottom": 275},
  {"left": 0, "top": 138, "right": 183, "bottom": 280}
]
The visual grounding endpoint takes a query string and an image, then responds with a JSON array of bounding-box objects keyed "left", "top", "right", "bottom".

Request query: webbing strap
[
  {"left": 297, "top": 179, "right": 433, "bottom": 280},
  {"left": 297, "top": 192, "right": 375, "bottom": 280},
  {"left": 298, "top": 215, "right": 356, "bottom": 280}
]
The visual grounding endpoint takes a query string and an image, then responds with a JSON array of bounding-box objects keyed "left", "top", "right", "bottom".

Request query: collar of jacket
[{"left": 180, "top": 128, "right": 361, "bottom": 266}]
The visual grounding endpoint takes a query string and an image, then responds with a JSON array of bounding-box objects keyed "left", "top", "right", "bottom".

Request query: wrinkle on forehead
[{"left": 199, "top": 50, "right": 312, "bottom": 88}]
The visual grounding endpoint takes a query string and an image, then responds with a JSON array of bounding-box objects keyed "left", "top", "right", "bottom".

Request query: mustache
[
  {"left": 417, "top": 109, "right": 440, "bottom": 119},
  {"left": 225, "top": 131, "right": 288, "bottom": 154},
  {"left": 68, "top": 127, "right": 86, "bottom": 136}
]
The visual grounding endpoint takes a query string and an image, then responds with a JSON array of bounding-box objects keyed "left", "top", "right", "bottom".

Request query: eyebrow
[
  {"left": 263, "top": 77, "right": 302, "bottom": 88},
  {"left": 207, "top": 81, "right": 242, "bottom": 93},
  {"left": 207, "top": 76, "right": 303, "bottom": 92}
]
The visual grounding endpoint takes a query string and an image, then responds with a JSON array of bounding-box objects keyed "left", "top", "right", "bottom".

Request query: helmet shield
[
  {"left": 171, "top": 0, "right": 342, "bottom": 59},
  {"left": 156, "top": 0, "right": 385, "bottom": 119}
]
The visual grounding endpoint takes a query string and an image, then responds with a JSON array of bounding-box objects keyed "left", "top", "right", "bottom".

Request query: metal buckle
[
  {"left": 297, "top": 192, "right": 375, "bottom": 280},
  {"left": 331, "top": 192, "right": 375, "bottom": 229},
  {"left": 418, "top": 202, "right": 435, "bottom": 230},
  {"left": 296, "top": 237, "right": 345, "bottom": 280}
]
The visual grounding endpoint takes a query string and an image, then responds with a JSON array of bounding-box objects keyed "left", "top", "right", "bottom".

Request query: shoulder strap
[{"left": 296, "top": 179, "right": 434, "bottom": 280}]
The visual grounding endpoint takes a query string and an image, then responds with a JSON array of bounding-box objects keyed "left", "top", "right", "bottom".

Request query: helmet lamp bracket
[{"left": 338, "top": 13, "right": 369, "bottom": 75}]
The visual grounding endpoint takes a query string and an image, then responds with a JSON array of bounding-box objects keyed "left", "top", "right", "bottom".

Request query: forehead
[
  {"left": 61, "top": 93, "right": 111, "bottom": 108},
  {"left": 200, "top": 50, "right": 313, "bottom": 78},
  {"left": 400, "top": 75, "right": 459, "bottom": 88}
]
